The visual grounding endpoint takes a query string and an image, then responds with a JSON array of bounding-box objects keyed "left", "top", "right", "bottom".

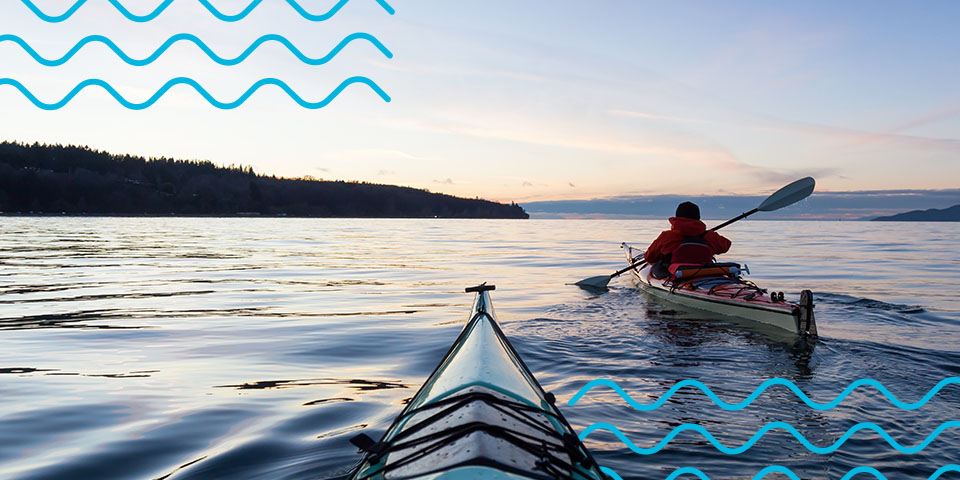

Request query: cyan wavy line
[
  {"left": 567, "top": 377, "right": 960, "bottom": 411},
  {"left": 581, "top": 421, "right": 960, "bottom": 455},
  {"left": 19, "top": 0, "right": 395, "bottom": 23},
  {"left": 600, "top": 466, "right": 623, "bottom": 480},
  {"left": 0, "top": 33, "right": 392, "bottom": 67},
  {"left": 599, "top": 465, "right": 960, "bottom": 480},
  {"left": 0, "top": 76, "right": 390, "bottom": 110}
]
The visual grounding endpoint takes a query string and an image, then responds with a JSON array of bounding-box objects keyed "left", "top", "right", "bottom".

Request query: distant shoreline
[
  {"left": 0, "top": 212, "right": 530, "bottom": 219},
  {"left": 3, "top": 213, "right": 952, "bottom": 222},
  {"left": 871, "top": 204, "right": 960, "bottom": 222},
  {"left": 1, "top": 141, "right": 529, "bottom": 220}
]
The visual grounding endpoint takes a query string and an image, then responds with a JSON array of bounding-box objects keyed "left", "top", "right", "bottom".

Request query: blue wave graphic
[
  {"left": 0, "top": 76, "right": 390, "bottom": 110},
  {"left": 600, "top": 467, "right": 623, "bottom": 480},
  {"left": 0, "top": 33, "right": 392, "bottom": 67},
  {"left": 568, "top": 377, "right": 960, "bottom": 411},
  {"left": 580, "top": 421, "right": 960, "bottom": 455},
  {"left": 599, "top": 465, "right": 960, "bottom": 480},
  {"left": 19, "top": 0, "right": 395, "bottom": 23}
]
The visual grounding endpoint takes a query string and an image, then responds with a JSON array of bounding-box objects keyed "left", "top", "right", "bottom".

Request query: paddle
[{"left": 574, "top": 177, "right": 816, "bottom": 290}]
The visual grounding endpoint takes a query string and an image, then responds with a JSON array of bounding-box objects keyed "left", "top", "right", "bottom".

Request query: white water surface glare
[{"left": 1, "top": 218, "right": 958, "bottom": 480}]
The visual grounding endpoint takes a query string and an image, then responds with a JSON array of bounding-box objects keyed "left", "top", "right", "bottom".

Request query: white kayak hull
[{"left": 623, "top": 243, "right": 816, "bottom": 336}]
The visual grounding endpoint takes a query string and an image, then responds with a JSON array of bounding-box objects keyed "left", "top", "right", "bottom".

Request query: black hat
[{"left": 676, "top": 201, "right": 700, "bottom": 220}]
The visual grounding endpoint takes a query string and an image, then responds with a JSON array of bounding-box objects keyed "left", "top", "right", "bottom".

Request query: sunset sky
[{"left": 1, "top": 1, "right": 958, "bottom": 203}]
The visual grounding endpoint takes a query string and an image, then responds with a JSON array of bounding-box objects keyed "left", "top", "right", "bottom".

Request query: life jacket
[{"left": 670, "top": 234, "right": 714, "bottom": 265}]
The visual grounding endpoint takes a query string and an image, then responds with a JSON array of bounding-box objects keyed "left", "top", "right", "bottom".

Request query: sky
[{"left": 1, "top": 1, "right": 959, "bottom": 204}]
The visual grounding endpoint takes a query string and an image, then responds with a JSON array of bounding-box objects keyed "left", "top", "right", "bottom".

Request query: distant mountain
[
  {"left": 872, "top": 204, "right": 960, "bottom": 221},
  {"left": 0, "top": 141, "right": 528, "bottom": 219},
  {"left": 524, "top": 190, "right": 960, "bottom": 220}
]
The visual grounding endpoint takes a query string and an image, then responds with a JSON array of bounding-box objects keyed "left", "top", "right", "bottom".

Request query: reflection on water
[
  {"left": 215, "top": 378, "right": 408, "bottom": 391},
  {"left": 0, "top": 218, "right": 958, "bottom": 479}
]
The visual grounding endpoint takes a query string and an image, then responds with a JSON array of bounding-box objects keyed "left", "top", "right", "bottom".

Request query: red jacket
[{"left": 644, "top": 217, "right": 732, "bottom": 264}]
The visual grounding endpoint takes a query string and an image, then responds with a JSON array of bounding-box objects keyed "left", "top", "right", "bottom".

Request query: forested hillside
[{"left": 0, "top": 142, "right": 528, "bottom": 219}]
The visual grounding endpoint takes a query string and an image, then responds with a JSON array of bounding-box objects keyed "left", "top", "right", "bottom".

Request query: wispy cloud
[
  {"left": 331, "top": 148, "right": 425, "bottom": 160},
  {"left": 608, "top": 110, "right": 708, "bottom": 124},
  {"left": 374, "top": 58, "right": 547, "bottom": 83},
  {"left": 383, "top": 109, "right": 841, "bottom": 189},
  {"left": 887, "top": 103, "right": 960, "bottom": 133},
  {"left": 384, "top": 115, "right": 733, "bottom": 165},
  {"left": 609, "top": 106, "right": 960, "bottom": 154},
  {"left": 753, "top": 115, "right": 960, "bottom": 152}
]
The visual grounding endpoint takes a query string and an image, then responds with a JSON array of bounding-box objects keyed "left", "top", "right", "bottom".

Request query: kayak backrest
[{"left": 670, "top": 235, "right": 714, "bottom": 265}]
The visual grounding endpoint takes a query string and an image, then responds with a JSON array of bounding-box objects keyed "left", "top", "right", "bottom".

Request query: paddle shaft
[
  {"left": 610, "top": 208, "right": 760, "bottom": 279},
  {"left": 708, "top": 208, "right": 758, "bottom": 232},
  {"left": 610, "top": 259, "right": 646, "bottom": 279}
]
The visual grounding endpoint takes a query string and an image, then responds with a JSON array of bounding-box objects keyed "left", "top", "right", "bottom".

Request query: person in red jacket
[{"left": 644, "top": 201, "right": 731, "bottom": 278}]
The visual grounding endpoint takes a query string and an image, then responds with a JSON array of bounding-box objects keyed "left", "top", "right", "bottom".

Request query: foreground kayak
[
  {"left": 349, "top": 284, "right": 607, "bottom": 480},
  {"left": 623, "top": 243, "right": 817, "bottom": 336}
]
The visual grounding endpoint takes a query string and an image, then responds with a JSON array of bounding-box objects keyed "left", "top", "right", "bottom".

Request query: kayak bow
[
  {"left": 349, "top": 284, "right": 607, "bottom": 480},
  {"left": 623, "top": 243, "right": 817, "bottom": 336}
]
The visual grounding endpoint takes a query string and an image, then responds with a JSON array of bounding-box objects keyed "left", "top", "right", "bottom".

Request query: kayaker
[{"left": 644, "top": 201, "right": 732, "bottom": 278}]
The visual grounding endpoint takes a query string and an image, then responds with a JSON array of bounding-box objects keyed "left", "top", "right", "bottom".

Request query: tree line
[{"left": 0, "top": 141, "right": 529, "bottom": 219}]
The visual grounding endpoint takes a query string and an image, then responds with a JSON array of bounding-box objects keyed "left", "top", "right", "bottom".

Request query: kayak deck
[
  {"left": 350, "top": 284, "right": 606, "bottom": 480},
  {"left": 623, "top": 243, "right": 817, "bottom": 336}
]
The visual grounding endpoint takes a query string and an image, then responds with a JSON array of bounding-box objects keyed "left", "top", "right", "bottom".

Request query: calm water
[{"left": 1, "top": 218, "right": 958, "bottom": 480}]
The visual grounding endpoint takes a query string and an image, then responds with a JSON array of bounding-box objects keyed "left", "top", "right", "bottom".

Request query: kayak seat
[{"left": 651, "top": 259, "right": 671, "bottom": 279}]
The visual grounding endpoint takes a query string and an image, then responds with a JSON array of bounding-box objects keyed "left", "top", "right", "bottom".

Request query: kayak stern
[{"left": 623, "top": 243, "right": 818, "bottom": 337}]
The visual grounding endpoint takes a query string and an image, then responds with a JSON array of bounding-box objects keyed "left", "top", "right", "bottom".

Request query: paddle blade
[
  {"left": 758, "top": 177, "right": 815, "bottom": 212},
  {"left": 574, "top": 275, "right": 612, "bottom": 289}
]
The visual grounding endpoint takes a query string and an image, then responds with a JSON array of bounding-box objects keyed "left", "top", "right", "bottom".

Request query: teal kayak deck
[{"left": 349, "top": 285, "right": 606, "bottom": 480}]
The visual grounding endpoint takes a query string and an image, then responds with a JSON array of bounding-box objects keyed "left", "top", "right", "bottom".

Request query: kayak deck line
[
  {"left": 623, "top": 243, "right": 817, "bottom": 337},
  {"left": 349, "top": 284, "right": 608, "bottom": 480}
]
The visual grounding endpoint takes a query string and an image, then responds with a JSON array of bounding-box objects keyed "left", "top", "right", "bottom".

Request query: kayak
[
  {"left": 349, "top": 284, "right": 608, "bottom": 480},
  {"left": 623, "top": 243, "right": 817, "bottom": 336}
]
